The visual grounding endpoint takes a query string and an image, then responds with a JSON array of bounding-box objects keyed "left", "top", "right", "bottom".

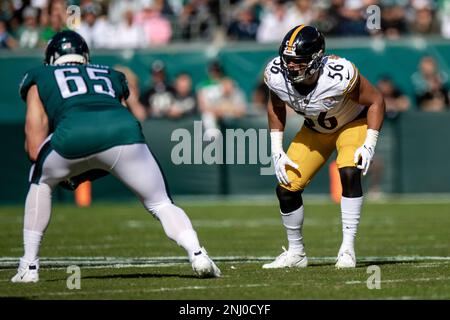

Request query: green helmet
[{"left": 44, "top": 30, "right": 90, "bottom": 65}]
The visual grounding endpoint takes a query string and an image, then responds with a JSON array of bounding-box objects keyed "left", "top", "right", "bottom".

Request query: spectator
[
  {"left": 31, "top": 1, "right": 48, "bottom": 10},
  {"left": 178, "top": 0, "right": 215, "bottom": 40},
  {"left": 135, "top": 3, "right": 172, "bottom": 45},
  {"left": 113, "top": 65, "right": 147, "bottom": 121},
  {"left": 409, "top": 0, "right": 439, "bottom": 35},
  {"left": 197, "top": 61, "right": 226, "bottom": 137},
  {"left": 196, "top": 60, "right": 225, "bottom": 110},
  {"left": 376, "top": 76, "right": 410, "bottom": 117},
  {"left": 285, "top": 0, "right": 317, "bottom": 28},
  {"left": 76, "top": 3, "right": 112, "bottom": 49},
  {"left": 198, "top": 76, "right": 247, "bottom": 126},
  {"left": 227, "top": 4, "right": 259, "bottom": 41},
  {"left": 256, "top": 0, "right": 294, "bottom": 43},
  {"left": 0, "top": 19, "right": 18, "bottom": 49},
  {"left": 311, "top": 0, "right": 340, "bottom": 36},
  {"left": 140, "top": 60, "right": 176, "bottom": 118},
  {"left": 336, "top": 0, "right": 368, "bottom": 36},
  {"left": 249, "top": 75, "right": 269, "bottom": 115},
  {"left": 18, "top": 7, "right": 40, "bottom": 49},
  {"left": 168, "top": 72, "right": 197, "bottom": 118},
  {"left": 153, "top": 0, "right": 175, "bottom": 17},
  {"left": 412, "top": 56, "right": 449, "bottom": 112},
  {"left": 108, "top": 0, "right": 145, "bottom": 25},
  {"left": 439, "top": 0, "right": 450, "bottom": 38},
  {"left": 380, "top": 1, "right": 408, "bottom": 39},
  {"left": 416, "top": 77, "right": 449, "bottom": 112},
  {"left": 112, "top": 8, "right": 147, "bottom": 49},
  {"left": 40, "top": 11, "right": 66, "bottom": 45}
]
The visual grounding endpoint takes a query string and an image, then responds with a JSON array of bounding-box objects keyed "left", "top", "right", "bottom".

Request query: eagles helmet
[
  {"left": 279, "top": 25, "right": 325, "bottom": 83},
  {"left": 45, "top": 30, "right": 90, "bottom": 65}
]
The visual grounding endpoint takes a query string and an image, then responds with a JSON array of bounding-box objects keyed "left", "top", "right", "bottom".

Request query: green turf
[{"left": 0, "top": 200, "right": 449, "bottom": 299}]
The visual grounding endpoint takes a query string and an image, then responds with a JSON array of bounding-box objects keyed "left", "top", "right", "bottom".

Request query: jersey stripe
[
  {"left": 343, "top": 63, "right": 359, "bottom": 95},
  {"left": 288, "top": 25, "right": 306, "bottom": 50},
  {"left": 30, "top": 140, "right": 53, "bottom": 184}
]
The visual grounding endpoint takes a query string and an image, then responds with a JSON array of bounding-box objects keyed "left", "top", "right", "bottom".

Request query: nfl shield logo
[{"left": 323, "top": 97, "right": 336, "bottom": 108}]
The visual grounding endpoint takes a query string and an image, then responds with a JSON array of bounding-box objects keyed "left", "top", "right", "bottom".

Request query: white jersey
[{"left": 264, "top": 55, "right": 365, "bottom": 133}]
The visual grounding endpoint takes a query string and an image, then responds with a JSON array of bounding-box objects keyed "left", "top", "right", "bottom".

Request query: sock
[
  {"left": 340, "top": 196, "right": 363, "bottom": 251},
  {"left": 280, "top": 205, "right": 305, "bottom": 253},
  {"left": 23, "top": 230, "right": 43, "bottom": 262},
  {"left": 177, "top": 229, "right": 203, "bottom": 261},
  {"left": 22, "top": 183, "right": 52, "bottom": 263},
  {"left": 147, "top": 202, "right": 201, "bottom": 259}
]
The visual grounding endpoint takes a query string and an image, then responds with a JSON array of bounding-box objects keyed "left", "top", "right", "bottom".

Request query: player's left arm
[
  {"left": 347, "top": 74, "right": 386, "bottom": 175},
  {"left": 348, "top": 74, "right": 385, "bottom": 131},
  {"left": 25, "top": 85, "right": 49, "bottom": 163}
]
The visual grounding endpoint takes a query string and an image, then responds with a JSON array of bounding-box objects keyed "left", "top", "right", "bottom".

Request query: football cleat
[
  {"left": 190, "top": 247, "right": 221, "bottom": 278},
  {"left": 263, "top": 247, "right": 308, "bottom": 269},
  {"left": 335, "top": 249, "right": 356, "bottom": 269},
  {"left": 11, "top": 258, "right": 39, "bottom": 283}
]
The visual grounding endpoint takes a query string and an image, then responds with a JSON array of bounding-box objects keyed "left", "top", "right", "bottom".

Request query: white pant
[
  {"left": 22, "top": 142, "right": 202, "bottom": 262},
  {"left": 30, "top": 142, "right": 171, "bottom": 207}
]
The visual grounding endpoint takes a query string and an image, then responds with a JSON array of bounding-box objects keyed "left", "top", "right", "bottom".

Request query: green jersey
[{"left": 19, "top": 63, "right": 145, "bottom": 159}]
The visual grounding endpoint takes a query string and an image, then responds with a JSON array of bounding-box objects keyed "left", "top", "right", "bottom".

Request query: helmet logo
[
  {"left": 62, "top": 43, "right": 72, "bottom": 50},
  {"left": 284, "top": 40, "right": 296, "bottom": 56}
]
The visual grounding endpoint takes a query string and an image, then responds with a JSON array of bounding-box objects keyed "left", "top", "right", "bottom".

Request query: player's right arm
[
  {"left": 268, "top": 89, "right": 286, "bottom": 131},
  {"left": 267, "top": 90, "right": 298, "bottom": 185},
  {"left": 25, "top": 85, "right": 49, "bottom": 162},
  {"left": 121, "top": 97, "right": 147, "bottom": 121}
]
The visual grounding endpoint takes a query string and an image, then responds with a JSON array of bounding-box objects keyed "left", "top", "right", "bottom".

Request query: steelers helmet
[
  {"left": 279, "top": 25, "right": 325, "bottom": 83},
  {"left": 45, "top": 30, "right": 90, "bottom": 65}
]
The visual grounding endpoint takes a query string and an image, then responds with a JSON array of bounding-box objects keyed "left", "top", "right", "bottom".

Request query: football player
[
  {"left": 12, "top": 31, "right": 221, "bottom": 283},
  {"left": 263, "top": 25, "right": 385, "bottom": 269}
]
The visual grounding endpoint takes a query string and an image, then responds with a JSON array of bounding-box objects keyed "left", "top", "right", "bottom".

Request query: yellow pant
[{"left": 282, "top": 118, "right": 367, "bottom": 192}]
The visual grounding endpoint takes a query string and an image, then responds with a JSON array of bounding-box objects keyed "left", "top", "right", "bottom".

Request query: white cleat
[
  {"left": 263, "top": 247, "right": 308, "bottom": 269},
  {"left": 191, "top": 247, "right": 221, "bottom": 278},
  {"left": 11, "top": 258, "right": 39, "bottom": 283},
  {"left": 335, "top": 249, "right": 356, "bottom": 269}
]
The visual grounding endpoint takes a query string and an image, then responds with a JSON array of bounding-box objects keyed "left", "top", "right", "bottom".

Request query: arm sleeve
[
  {"left": 117, "top": 71, "right": 130, "bottom": 100},
  {"left": 19, "top": 70, "right": 36, "bottom": 102}
]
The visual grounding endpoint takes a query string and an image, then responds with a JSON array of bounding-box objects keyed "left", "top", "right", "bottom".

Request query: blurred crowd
[
  {"left": 1, "top": 0, "right": 449, "bottom": 117},
  {"left": 1, "top": 0, "right": 450, "bottom": 50},
  {"left": 121, "top": 53, "right": 448, "bottom": 125},
  {"left": 115, "top": 59, "right": 251, "bottom": 125}
]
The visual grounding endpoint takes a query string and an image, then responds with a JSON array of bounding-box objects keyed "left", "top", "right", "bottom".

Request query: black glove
[
  {"left": 59, "top": 178, "right": 79, "bottom": 191},
  {"left": 58, "top": 169, "right": 110, "bottom": 191}
]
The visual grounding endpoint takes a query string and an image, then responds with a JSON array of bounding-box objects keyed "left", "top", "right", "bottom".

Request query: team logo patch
[{"left": 322, "top": 97, "right": 337, "bottom": 108}]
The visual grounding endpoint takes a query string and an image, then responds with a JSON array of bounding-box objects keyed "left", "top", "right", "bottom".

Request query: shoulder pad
[
  {"left": 264, "top": 57, "right": 286, "bottom": 92},
  {"left": 323, "top": 56, "right": 359, "bottom": 96}
]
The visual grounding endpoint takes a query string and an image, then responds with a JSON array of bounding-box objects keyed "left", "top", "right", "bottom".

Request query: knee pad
[
  {"left": 339, "top": 166, "right": 362, "bottom": 198},
  {"left": 276, "top": 185, "right": 303, "bottom": 213}
]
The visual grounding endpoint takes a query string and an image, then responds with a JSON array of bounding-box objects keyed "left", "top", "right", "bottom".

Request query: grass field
[{"left": 0, "top": 199, "right": 449, "bottom": 300}]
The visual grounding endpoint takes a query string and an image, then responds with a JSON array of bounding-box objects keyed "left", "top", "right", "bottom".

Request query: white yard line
[
  {"left": 0, "top": 256, "right": 449, "bottom": 269},
  {"left": 42, "top": 283, "right": 271, "bottom": 297},
  {"left": 346, "top": 277, "right": 450, "bottom": 285}
]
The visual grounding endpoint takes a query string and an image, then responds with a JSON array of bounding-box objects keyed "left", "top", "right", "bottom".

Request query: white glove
[
  {"left": 354, "top": 129, "right": 379, "bottom": 176},
  {"left": 271, "top": 131, "right": 299, "bottom": 185},
  {"left": 273, "top": 152, "right": 299, "bottom": 185}
]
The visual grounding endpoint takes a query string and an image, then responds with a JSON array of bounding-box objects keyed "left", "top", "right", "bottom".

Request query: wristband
[
  {"left": 270, "top": 131, "right": 284, "bottom": 155},
  {"left": 365, "top": 129, "right": 379, "bottom": 150}
]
